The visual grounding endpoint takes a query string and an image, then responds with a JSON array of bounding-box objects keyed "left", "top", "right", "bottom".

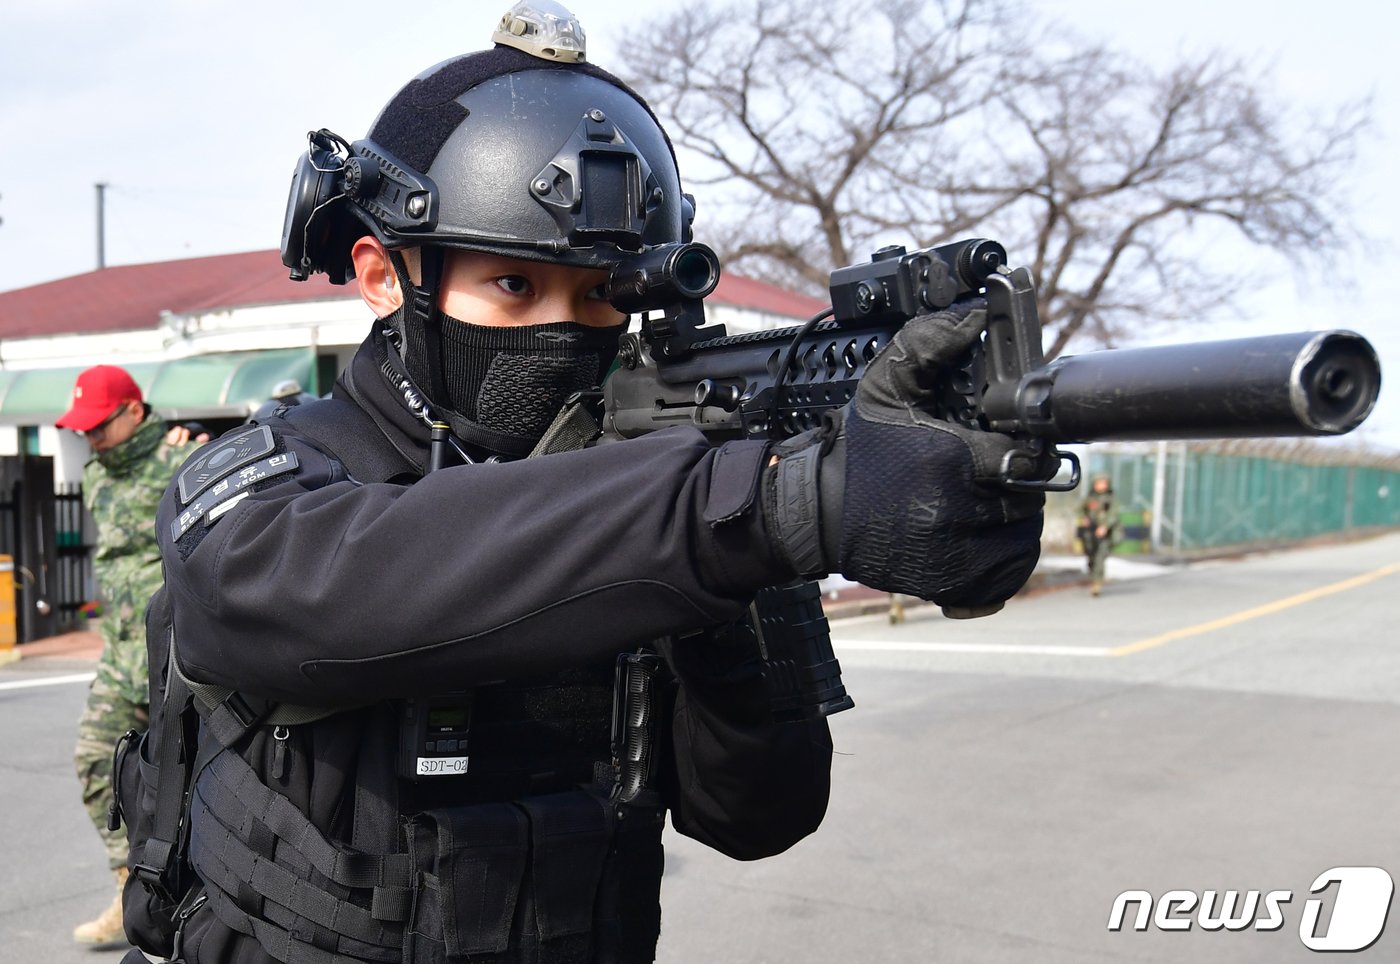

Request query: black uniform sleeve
[
  {"left": 658, "top": 632, "right": 832, "bottom": 860},
  {"left": 158, "top": 426, "right": 792, "bottom": 705}
]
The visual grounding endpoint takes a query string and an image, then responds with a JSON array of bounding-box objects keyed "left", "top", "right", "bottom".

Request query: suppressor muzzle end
[{"left": 1294, "top": 331, "right": 1381, "bottom": 435}]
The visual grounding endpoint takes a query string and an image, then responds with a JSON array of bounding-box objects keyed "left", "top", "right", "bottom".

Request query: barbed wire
[{"left": 1092, "top": 437, "right": 1400, "bottom": 470}]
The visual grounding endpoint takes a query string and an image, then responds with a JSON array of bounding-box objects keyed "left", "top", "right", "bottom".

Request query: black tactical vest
[{"left": 119, "top": 398, "right": 671, "bottom": 964}]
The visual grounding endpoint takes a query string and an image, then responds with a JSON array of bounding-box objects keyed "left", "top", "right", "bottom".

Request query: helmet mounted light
[{"left": 493, "top": 0, "right": 587, "bottom": 63}]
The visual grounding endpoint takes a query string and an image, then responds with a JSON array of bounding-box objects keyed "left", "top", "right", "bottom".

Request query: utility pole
[{"left": 95, "top": 182, "right": 108, "bottom": 269}]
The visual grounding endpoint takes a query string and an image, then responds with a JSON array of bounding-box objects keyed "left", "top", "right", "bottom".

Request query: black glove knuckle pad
[
  {"left": 840, "top": 412, "right": 1043, "bottom": 609},
  {"left": 765, "top": 296, "right": 1042, "bottom": 608}
]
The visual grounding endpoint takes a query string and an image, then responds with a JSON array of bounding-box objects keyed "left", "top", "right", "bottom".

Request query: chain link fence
[{"left": 1044, "top": 441, "right": 1400, "bottom": 556}]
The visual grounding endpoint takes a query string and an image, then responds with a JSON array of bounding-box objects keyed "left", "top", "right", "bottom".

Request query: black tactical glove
[{"left": 763, "top": 299, "right": 1044, "bottom": 617}]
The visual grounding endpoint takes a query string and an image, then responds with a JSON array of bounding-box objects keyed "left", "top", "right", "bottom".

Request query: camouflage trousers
[
  {"left": 1085, "top": 538, "right": 1114, "bottom": 583},
  {"left": 73, "top": 625, "right": 149, "bottom": 871}
]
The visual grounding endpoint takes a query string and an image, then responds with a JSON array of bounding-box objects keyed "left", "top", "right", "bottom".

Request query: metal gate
[
  {"left": 54, "top": 482, "right": 93, "bottom": 629},
  {"left": 0, "top": 456, "right": 92, "bottom": 642}
]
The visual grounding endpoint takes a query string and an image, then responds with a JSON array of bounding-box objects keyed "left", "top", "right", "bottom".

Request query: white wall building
[{"left": 0, "top": 249, "right": 828, "bottom": 485}]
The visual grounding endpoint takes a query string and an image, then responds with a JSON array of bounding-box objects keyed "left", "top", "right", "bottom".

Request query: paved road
[
  {"left": 0, "top": 664, "right": 120, "bottom": 963},
  {"left": 2, "top": 532, "right": 1397, "bottom": 963},
  {"left": 655, "top": 533, "right": 1400, "bottom": 963}
]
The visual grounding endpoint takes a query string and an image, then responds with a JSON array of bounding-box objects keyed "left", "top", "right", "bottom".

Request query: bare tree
[{"left": 620, "top": 0, "right": 1369, "bottom": 356}]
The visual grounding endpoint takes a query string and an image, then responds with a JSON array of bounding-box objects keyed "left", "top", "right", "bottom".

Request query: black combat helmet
[{"left": 280, "top": 4, "right": 691, "bottom": 283}]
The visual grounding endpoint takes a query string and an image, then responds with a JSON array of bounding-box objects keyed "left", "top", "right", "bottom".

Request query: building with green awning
[
  {"left": 0, "top": 348, "right": 316, "bottom": 424},
  {"left": 0, "top": 248, "right": 826, "bottom": 484}
]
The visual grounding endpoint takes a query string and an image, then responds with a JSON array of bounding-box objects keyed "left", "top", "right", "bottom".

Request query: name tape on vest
[{"left": 170, "top": 452, "right": 300, "bottom": 541}]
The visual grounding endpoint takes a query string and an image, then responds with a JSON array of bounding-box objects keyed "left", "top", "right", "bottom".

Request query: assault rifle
[
  {"left": 603, "top": 238, "right": 1380, "bottom": 490},
  {"left": 600, "top": 238, "right": 1382, "bottom": 719}
]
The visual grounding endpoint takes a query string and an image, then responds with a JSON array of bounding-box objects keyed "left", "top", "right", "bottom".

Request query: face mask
[
  {"left": 93, "top": 413, "right": 161, "bottom": 474},
  {"left": 429, "top": 317, "right": 624, "bottom": 445}
]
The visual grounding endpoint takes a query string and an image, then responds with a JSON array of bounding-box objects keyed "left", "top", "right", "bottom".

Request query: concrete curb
[
  {"left": 820, "top": 566, "right": 1094, "bottom": 622},
  {"left": 10, "top": 630, "right": 104, "bottom": 666}
]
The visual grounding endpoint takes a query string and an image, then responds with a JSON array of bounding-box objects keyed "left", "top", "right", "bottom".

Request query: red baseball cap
[{"left": 55, "top": 365, "right": 144, "bottom": 432}]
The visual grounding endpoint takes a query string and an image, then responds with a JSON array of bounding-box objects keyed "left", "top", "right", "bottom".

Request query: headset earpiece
[
  {"left": 280, "top": 130, "right": 353, "bottom": 282},
  {"left": 280, "top": 129, "right": 438, "bottom": 286}
]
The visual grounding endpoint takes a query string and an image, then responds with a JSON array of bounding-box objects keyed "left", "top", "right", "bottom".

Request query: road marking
[
  {"left": 834, "top": 639, "right": 1112, "bottom": 657},
  {"left": 0, "top": 672, "right": 95, "bottom": 692},
  {"left": 1109, "top": 561, "right": 1400, "bottom": 657}
]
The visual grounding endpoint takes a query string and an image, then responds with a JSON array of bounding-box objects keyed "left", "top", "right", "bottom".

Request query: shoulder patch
[
  {"left": 170, "top": 452, "right": 300, "bottom": 542},
  {"left": 177, "top": 425, "right": 277, "bottom": 504}
]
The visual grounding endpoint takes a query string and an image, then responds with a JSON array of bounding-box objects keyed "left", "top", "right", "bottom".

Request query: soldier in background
[
  {"left": 1077, "top": 475, "right": 1120, "bottom": 596},
  {"left": 54, "top": 365, "right": 196, "bottom": 946},
  {"left": 248, "top": 377, "right": 318, "bottom": 423}
]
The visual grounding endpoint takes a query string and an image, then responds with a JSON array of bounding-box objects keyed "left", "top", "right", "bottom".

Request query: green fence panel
[{"left": 1085, "top": 447, "right": 1400, "bottom": 554}]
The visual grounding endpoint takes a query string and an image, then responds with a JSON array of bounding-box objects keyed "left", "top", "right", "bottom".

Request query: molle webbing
[
  {"left": 185, "top": 669, "right": 648, "bottom": 964},
  {"left": 188, "top": 744, "right": 654, "bottom": 964},
  {"left": 191, "top": 749, "right": 413, "bottom": 964}
]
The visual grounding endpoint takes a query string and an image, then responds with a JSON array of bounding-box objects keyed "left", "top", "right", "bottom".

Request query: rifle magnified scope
[{"left": 607, "top": 242, "right": 722, "bottom": 315}]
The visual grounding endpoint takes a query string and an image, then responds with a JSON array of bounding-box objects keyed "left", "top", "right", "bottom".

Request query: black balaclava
[
  {"left": 435, "top": 313, "right": 621, "bottom": 445},
  {"left": 389, "top": 292, "right": 622, "bottom": 459}
]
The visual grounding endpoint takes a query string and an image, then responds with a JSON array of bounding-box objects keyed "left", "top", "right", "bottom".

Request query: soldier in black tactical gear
[{"left": 135, "top": 4, "right": 1043, "bottom": 962}]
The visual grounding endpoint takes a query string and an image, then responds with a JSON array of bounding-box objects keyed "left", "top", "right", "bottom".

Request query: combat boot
[
  {"left": 72, "top": 867, "right": 128, "bottom": 946},
  {"left": 888, "top": 595, "right": 906, "bottom": 624}
]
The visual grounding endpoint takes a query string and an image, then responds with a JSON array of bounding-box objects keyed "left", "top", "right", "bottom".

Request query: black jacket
[{"left": 155, "top": 332, "right": 833, "bottom": 962}]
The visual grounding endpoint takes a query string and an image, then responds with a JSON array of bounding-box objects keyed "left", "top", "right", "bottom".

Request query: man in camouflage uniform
[
  {"left": 1077, "top": 474, "right": 1120, "bottom": 596},
  {"left": 56, "top": 365, "right": 195, "bottom": 945}
]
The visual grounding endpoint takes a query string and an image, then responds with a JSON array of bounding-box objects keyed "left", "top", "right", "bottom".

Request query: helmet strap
[
  {"left": 379, "top": 247, "right": 538, "bottom": 461},
  {"left": 387, "top": 247, "right": 451, "bottom": 410}
]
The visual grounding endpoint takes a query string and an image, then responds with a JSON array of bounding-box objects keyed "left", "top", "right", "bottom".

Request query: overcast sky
[{"left": 2, "top": 0, "right": 1396, "bottom": 449}]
